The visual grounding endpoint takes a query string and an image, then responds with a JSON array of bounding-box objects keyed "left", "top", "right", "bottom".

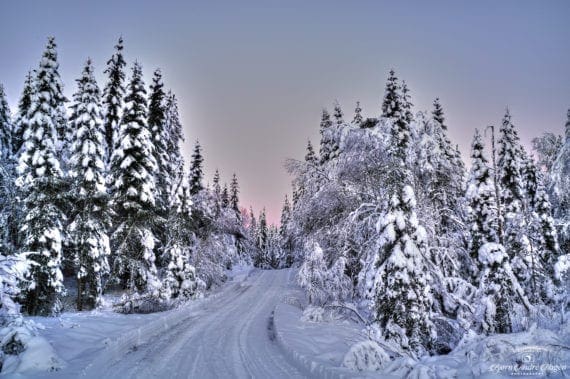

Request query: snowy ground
[{"left": 4, "top": 267, "right": 569, "bottom": 378}]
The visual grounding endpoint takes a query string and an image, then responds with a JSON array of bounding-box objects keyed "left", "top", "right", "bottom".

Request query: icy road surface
[{"left": 84, "top": 269, "right": 305, "bottom": 379}]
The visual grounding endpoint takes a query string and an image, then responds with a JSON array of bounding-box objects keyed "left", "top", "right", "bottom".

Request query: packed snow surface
[
  {"left": 11, "top": 268, "right": 305, "bottom": 378},
  {"left": 7, "top": 268, "right": 569, "bottom": 379}
]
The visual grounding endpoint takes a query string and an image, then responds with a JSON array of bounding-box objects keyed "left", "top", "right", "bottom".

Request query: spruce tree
[
  {"left": 432, "top": 98, "right": 445, "bottom": 130},
  {"left": 0, "top": 85, "right": 15, "bottom": 254},
  {"left": 401, "top": 81, "right": 414, "bottom": 124},
  {"left": 17, "top": 41, "right": 67, "bottom": 315},
  {"left": 230, "top": 173, "right": 240, "bottom": 214},
  {"left": 248, "top": 206, "right": 257, "bottom": 241},
  {"left": 381, "top": 69, "right": 402, "bottom": 119},
  {"left": 102, "top": 37, "right": 126, "bottom": 163},
  {"left": 498, "top": 110, "right": 528, "bottom": 269},
  {"left": 213, "top": 169, "right": 222, "bottom": 199},
  {"left": 39, "top": 37, "right": 68, "bottom": 151},
  {"left": 319, "top": 108, "right": 334, "bottom": 164},
  {"left": 523, "top": 157, "right": 560, "bottom": 300},
  {"left": 0, "top": 85, "right": 11, "bottom": 160},
  {"left": 382, "top": 70, "right": 409, "bottom": 163},
  {"left": 12, "top": 71, "right": 34, "bottom": 156},
  {"left": 148, "top": 69, "right": 169, "bottom": 211},
  {"left": 498, "top": 110, "right": 524, "bottom": 210},
  {"left": 163, "top": 92, "right": 184, "bottom": 203},
  {"left": 256, "top": 209, "right": 268, "bottom": 266},
  {"left": 280, "top": 195, "right": 291, "bottom": 237},
  {"left": 305, "top": 140, "right": 318, "bottom": 165},
  {"left": 333, "top": 101, "right": 344, "bottom": 125},
  {"left": 189, "top": 141, "right": 204, "bottom": 195},
  {"left": 465, "top": 129, "right": 499, "bottom": 278},
  {"left": 428, "top": 99, "right": 464, "bottom": 235},
  {"left": 68, "top": 59, "right": 110, "bottom": 310},
  {"left": 476, "top": 243, "right": 531, "bottom": 334},
  {"left": 221, "top": 183, "right": 229, "bottom": 208},
  {"left": 109, "top": 62, "right": 159, "bottom": 293},
  {"left": 292, "top": 183, "right": 300, "bottom": 206},
  {"left": 352, "top": 101, "right": 363, "bottom": 125},
  {"left": 373, "top": 185, "right": 436, "bottom": 356}
]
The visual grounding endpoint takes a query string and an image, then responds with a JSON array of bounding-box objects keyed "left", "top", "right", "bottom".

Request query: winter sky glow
[{"left": 1, "top": 0, "right": 569, "bottom": 223}]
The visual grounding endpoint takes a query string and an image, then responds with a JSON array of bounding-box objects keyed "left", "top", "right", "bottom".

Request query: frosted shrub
[{"left": 342, "top": 340, "right": 390, "bottom": 372}]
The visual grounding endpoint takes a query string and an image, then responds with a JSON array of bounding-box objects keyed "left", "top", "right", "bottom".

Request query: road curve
[{"left": 90, "top": 269, "right": 306, "bottom": 379}]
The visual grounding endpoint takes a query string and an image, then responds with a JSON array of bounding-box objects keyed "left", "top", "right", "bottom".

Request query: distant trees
[{"left": 189, "top": 141, "right": 204, "bottom": 195}]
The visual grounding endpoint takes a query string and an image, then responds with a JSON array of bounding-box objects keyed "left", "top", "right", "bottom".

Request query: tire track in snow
[{"left": 86, "top": 269, "right": 306, "bottom": 378}]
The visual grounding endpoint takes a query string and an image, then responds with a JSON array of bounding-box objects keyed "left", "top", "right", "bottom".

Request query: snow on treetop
[{"left": 477, "top": 243, "right": 506, "bottom": 266}]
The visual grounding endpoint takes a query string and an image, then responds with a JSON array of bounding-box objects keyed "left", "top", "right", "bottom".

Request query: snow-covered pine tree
[
  {"left": 161, "top": 244, "right": 201, "bottom": 301},
  {"left": 280, "top": 195, "right": 291, "bottom": 237},
  {"left": 333, "top": 101, "right": 344, "bottom": 125},
  {"left": 221, "top": 183, "right": 229, "bottom": 208},
  {"left": 255, "top": 209, "right": 268, "bottom": 266},
  {"left": 38, "top": 37, "right": 68, "bottom": 153},
  {"left": 213, "top": 169, "right": 221, "bottom": 200},
  {"left": 163, "top": 92, "right": 184, "bottom": 204},
  {"left": 373, "top": 185, "right": 436, "bottom": 356},
  {"left": 497, "top": 109, "right": 525, "bottom": 248},
  {"left": 248, "top": 206, "right": 257, "bottom": 241},
  {"left": 352, "top": 101, "right": 363, "bottom": 126},
  {"left": 476, "top": 242, "right": 532, "bottom": 334},
  {"left": 381, "top": 69, "right": 402, "bottom": 119},
  {"left": 280, "top": 194, "right": 294, "bottom": 266},
  {"left": 381, "top": 70, "right": 409, "bottom": 163},
  {"left": 0, "top": 85, "right": 16, "bottom": 254},
  {"left": 230, "top": 173, "right": 240, "bottom": 214},
  {"left": 319, "top": 108, "right": 338, "bottom": 164},
  {"left": 11, "top": 71, "right": 34, "bottom": 157},
  {"left": 0, "top": 250, "right": 33, "bottom": 356},
  {"left": 401, "top": 81, "right": 414, "bottom": 125},
  {"left": 102, "top": 37, "right": 126, "bottom": 163},
  {"left": 291, "top": 182, "right": 300, "bottom": 206},
  {"left": 428, "top": 99, "right": 464, "bottom": 235},
  {"left": 522, "top": 157, "right": 561, "bottom": 301},
  {"left": 68, "top": 59, "right": 110, "bottom": 310},
  {"left": 0, "top": 85, "right": 11, "bottom": 161},
  {"left": 432, "top": 98, "right": 445, "bottom": 130},
  {"left": 305, "top": 140, "right": 318, "bottom": 165},
  {"left": 148, "top": 69, "right": 169, "bottom": 212},
  {"left": 109, "top": 62, "right": 159, "bottom": 294},
  {"left": 189, "top": 140, "right": 204, "bottom": 196},
  {"left": 465, "top": 129, "right": 499, "bottom": 280},
  {"left": 266, "top": 226, "right": 283, "bottom": 268},
  {"left": 16, "top": 41, "right": 68, "bottom": 315}
]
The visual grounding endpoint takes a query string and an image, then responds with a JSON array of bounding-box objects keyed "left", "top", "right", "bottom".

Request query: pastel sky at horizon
[{"left": 1, "top": 0, "right": 569, "bottom": 223}]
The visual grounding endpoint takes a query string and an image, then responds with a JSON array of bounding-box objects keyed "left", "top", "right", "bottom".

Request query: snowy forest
[
  {"left": 284, "top": 68, "right": 570, "bottom": 361},
  {"left": 0, "top": 36, "right": 569, "bottom": 377}
]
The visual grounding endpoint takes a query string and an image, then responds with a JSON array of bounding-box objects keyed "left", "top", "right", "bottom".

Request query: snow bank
[
  {"left": 274, "top": 289, "right": 569, "bottom": 378},
  {"left": 342, "top": 340, "right": 390, "bottom": 372},
  {"left": 1, "top": 322, "right": 62, "bottom": 375},
  {"left": 273, "top": 300, "right": 385, "bottom": 378}
]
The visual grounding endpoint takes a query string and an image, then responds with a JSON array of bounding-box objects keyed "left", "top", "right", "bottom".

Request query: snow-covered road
[{"left": 85, "top": 269, "right": 305, "bottom": 379}]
